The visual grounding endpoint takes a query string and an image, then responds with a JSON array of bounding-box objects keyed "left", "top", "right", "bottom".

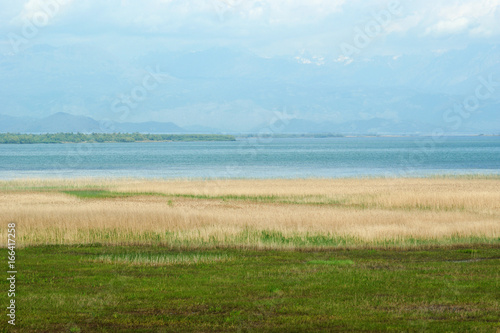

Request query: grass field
[
  {"left": 1, "top": 245, "right": 499, "bottom": 332},
  {"left": 1, "top": 176, "right": 499, "bottom": 331},
  {"left": 1, "top": 176, "right": 499, "bottom": 248}
]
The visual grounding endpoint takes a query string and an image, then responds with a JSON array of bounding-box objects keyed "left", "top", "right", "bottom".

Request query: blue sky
[{"left": 0, "top": 0, "right": 499, "bottom": 133}]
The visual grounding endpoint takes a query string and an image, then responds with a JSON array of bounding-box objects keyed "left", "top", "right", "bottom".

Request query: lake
[{"left": 0, "top": 136, "right": 499, "bottom": 179}]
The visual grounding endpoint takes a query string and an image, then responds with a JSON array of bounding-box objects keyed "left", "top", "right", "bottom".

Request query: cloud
[
  {"left": 10, "top": 0, "right": 75, "bottom": 25},
  {"left": 424, "top": 0, "right": 500, "bottom": 36},
  {"left": 385, "top": 0, "right": 500, "bottom": 38},
  {"left": 426, "top": 17, "right": 471, "bottom": 36},
  {"left": 1, "top": 0, "right": 499, "bottom": 57},
  {"left": 11, "top": 0, "right": 344, "bottom": 29}
]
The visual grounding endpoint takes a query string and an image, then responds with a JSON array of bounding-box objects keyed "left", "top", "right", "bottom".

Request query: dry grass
[{"left": 1, "top": 177, "right": 499, "bottom": 248}]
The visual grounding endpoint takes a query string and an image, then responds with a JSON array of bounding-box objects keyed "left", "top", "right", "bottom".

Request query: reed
[{"left": 1, "top": 177, "right": 499, "bottom": 248}]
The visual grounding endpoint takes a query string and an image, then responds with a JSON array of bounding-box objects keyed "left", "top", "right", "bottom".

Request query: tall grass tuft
[{"left": 90, "top": 253, "right": 232, "bottom": 266}]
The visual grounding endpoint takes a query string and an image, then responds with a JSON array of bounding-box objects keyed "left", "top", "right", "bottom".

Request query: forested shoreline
[{"left": 0, "top": 133, "right": 236, "bottom": 144}]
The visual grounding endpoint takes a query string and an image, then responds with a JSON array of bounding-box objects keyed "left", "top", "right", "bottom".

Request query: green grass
[
  {"left": 169, "top": 193, "right": 348, "bottom": 206},
  {"left": 2, "top": 245, "right": 499, "bottom": 332},
  {"left": 307, "top": 259, "right": 354, "bottom": 265},
  {"left": 59, "top": 191, "right": 476, "bottom": 213},
  {"left": 90, "top": 253, "right": 232, "bottom": 266},
  {"left": 61, "top": 190, "right": 164, "bottom": 199},
  {"left": 62, "top": 190, "right": 345, "bottom": 205}
]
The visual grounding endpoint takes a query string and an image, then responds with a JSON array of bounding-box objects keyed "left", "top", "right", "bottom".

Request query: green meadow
[{"left": 1, "top": 245, "right": 498, "bottom": 332}]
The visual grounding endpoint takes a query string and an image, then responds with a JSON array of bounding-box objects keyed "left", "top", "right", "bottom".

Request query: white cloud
[
  {"left": 424, "top": 0, "right": 500, "bottom": 36},
  {"left": 12, "top": 0, "right": 75, "bottom": 25},
  {"left": 1, "top": 0, "right": 499, "bottom": 57},
  {"left": 426, "top": 17, "right": 470, "bottom": 36},
  {"left": 378, "top": 0, "right": 500, "bottom": 39}
]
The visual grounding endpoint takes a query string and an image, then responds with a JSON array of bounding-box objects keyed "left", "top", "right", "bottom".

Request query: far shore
[{"left": 0, "top": 132, "right": 498, "bottom": 144}]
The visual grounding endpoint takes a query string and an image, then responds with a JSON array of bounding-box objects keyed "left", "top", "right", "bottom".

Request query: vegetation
[
  {"left": 237, "top": 133, "right": 345, "bottom": 139},
  {"left": 1, "top": 245, "right": 498, "bottom": 331},
  {"left": 2, "top": 177, "right": 499, "bottom": 248},
  {"left": 0, "top": 132, "right": 236, "bottom": 144},
  {"left": 1, "top": 177, "right": 499, "bottom": 331}
]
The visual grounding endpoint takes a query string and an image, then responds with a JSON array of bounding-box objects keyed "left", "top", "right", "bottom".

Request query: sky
[
  {"left": 2, "top": 0, "right": 499, "bottom": 56},
  {"left": 0, "top": 0, "right": 499, "bottom": 133}
]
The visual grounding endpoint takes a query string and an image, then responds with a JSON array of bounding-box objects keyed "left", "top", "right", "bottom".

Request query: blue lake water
[{"left": 0, "top": 136, "right": 499, "bottom": 179}]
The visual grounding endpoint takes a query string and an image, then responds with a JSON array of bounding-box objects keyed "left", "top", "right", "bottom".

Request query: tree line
[{"left": 0, "top": 133, "right": 236, "bottom": 144}]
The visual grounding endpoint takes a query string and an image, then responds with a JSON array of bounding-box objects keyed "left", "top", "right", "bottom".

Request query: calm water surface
[{"left": 0, "top": 137, "right": 499, "bottom": 179}]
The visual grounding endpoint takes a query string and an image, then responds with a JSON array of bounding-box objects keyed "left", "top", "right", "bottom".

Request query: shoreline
[
  {"left": 0, "top": 133, "right": 498, "bottom": 144},
  {"left": 2, "top": 173, "right": 500, "bottom": 182}
]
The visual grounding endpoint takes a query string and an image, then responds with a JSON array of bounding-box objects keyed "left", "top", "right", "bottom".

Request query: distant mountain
[
  {"left": 182, "top": 125, "right": 224, "bottom": 134},
  {"left": 0, "top": 113, "right": 185, "bottom": 134},
  {"left": 0, "top": 114, "right": 36, "bottom": 132},
  {"left": 0, "top": 112, "right": 491, "bottom": 135},
  {"left": 26, "top": 112, "right": 101, "bottom": 133},
  {"left": 252, "top": 118, "right": 438, "bottom": 135},
  {"left": 1, "top": 43, "right": 499, "bottom": 133}
]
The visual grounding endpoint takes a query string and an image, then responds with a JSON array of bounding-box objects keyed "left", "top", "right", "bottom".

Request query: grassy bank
[{"left": 1, "top": 245, "right": 498, "bottom": 332}]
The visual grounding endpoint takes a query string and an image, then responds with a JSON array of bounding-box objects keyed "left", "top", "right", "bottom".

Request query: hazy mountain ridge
[
  {"left": 1, "top": 44, "right": 499, "bottom": 133},
  {"left": 1, "top": 112, "right": 494, "bottom": 135},
  {"left": 0, "top": 113, "right": 185, "bottom": 134}
]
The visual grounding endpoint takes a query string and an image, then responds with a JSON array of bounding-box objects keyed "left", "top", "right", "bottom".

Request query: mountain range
[
  {"left": 0, "top": 112, "right": 184, "bottom": 134},
  {"left": 0, "top": 43, "right": 499, "bottom": 134},
  {"left": 0, "top": 112, "right": 485, "bottom": 135}
]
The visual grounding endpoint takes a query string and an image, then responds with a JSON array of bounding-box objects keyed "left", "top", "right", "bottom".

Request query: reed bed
[{"left": 1, "top": 177, "right": 499, "bottom": 249}]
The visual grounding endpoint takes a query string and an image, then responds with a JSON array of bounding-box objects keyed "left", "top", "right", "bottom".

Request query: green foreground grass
[{"left": 2, "top": 245, "right": 499, "bottom": 332}]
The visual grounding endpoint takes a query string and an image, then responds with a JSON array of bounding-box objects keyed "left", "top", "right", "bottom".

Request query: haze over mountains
[
  {"left": 1, "top": 43, "right": 499, "bottom": 134},
  {"left": 0, "top": 112, "right": 184, "bottom": 134},
  {"left": 0, "top": 111, "right": 495, "bottom": 135},
  {"left": 0, "top": 112, "right": 407, "bottom": 134},
  {"left": 1, "top": 1, "right": 500, "bottom": 135}
]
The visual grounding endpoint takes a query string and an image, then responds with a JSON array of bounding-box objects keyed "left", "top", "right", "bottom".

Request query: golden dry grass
[{"left": 1, "top": 177, "right": 499, "bottom": 248}]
